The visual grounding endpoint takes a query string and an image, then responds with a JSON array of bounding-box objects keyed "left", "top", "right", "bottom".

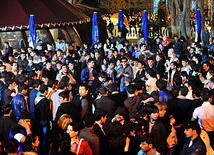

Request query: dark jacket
[
  {"left": 55, "top": 102, "right": 79, "bottom": 123},
  {"left": 110, "top": 92, "right": 127, "bottom": 108},
  {"left": 150, "top": 119, "right": 166, "bottom": 154},
  {"left": 93, "top": 123, "right": 107, "bottom": 155},
  {"left": 35, "top": 96, "right": 52, "bottom": 122},
  {"left": 124, "top": 96, "right": 140, "bottom": 119},
  {"left": 95, "top": 96, "right": 116, "bottom": 122},
  {"left": 91, "top": 77, "right": 102, "bottom": 98},
  {"left": 0, "top": 116, "right": 15, "bottom": 143},
  {"left": 80, "top": 67, "right": 98, "bottom": 85},
  {"left": 179, "top": 136, "right": 206, "bottom": 155}
]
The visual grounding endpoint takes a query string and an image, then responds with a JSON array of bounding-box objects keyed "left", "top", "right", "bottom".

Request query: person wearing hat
[
  {"left": 161, "top": 35, "right": 169, "bottom": 50},
  {"left": 180, "top": 121, "right": 206, "bottom": 155}
]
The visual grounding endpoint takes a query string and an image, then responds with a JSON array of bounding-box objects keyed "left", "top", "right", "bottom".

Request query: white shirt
[
  {"left": 146, "top": 77, "right": 157, "bottom": 94},
  {"left": 193, "top": 102, "right": 214, "bottom": 132},
  {"left": 50, "top": 89, "right": 63, "bottom": 120}
]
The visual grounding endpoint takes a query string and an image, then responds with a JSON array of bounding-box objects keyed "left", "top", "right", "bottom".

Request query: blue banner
[
  {"left": 142, "top": 10, "right": 148, "bottom": 42},
  {"left": 91, "top": 12, "right": 99, "bottom": 49},
  {"left": 28, "top": 15, "right": 36, "bottom": 48},
  {"left": 195, "top": 9, "right": 201, "bottom": 43},
  {"left": 118, "top": 10, "right": 123, "bottom": 32}
]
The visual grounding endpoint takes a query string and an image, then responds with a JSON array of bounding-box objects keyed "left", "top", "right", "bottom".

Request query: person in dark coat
[
  {"left": 155, "top": 54, "right": 165, "bottom": 79},
  {"left": 0, "top": 104, "right": 15, "bottom": 146},
  {"left": 179, "top": 121, "right": 206, "bottom": 155},
  {"left": 91, "top": 72, "right": 108, "bottom": 99},
  {"left": 109, "top": 83, "right": 127, "bottom": 109},
  {"left": 146, "top": 105, "right": 166, "bottom": 154},
  {"left": 95, "top": 87, "right": 116, "bottom": 128},
  {"left": 173, "top": 35, "right": 182, "bottom": 56},
  {"left": 124, "top": 84, "right": 140, "bottom": 119},
  {"left": 55, "top": 91, "right": 79, "bottom": 123},
  {"left": 93, "top": 108, "right": 108, "bottom": 155},
  {"left": 35, "top": 85, "right": 52, "bottom": 152}
]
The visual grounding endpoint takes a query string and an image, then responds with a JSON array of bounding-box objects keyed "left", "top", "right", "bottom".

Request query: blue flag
[
  {"left": 28, "top": 15, "right": 36, "bottom": 48},
  {"left": 91, "top": 12, "right": 99, "bottom": 49},
  {"left": 142, "top": 10, "right": 148, "bottom": 42},
  {"left": 118, "top": 10, "right": 123, "bottom": 32},
  {"left": 195, "top": 9, "right": 201, "bottom": 43}
]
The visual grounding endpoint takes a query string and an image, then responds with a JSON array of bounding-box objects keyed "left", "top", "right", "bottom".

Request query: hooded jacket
[{"left": 124, "top": 95, "right": 140, "bottom": 119}]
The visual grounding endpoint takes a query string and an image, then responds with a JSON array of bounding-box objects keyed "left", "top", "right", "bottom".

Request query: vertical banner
[
  {"left": 195, "top": 9, "right": 201, "bottom": 43},
  {"left": 142, "top": 10, "right": 148, "bottom": 42},
  {"left": 118, "top": 10, "right": 123, "bottom": 32},
  {"left": 91, "top": 12, "right": 99, "bottom": 49},
  {"left": 28, "top": 14, "right": 36, "bottom": 48}
]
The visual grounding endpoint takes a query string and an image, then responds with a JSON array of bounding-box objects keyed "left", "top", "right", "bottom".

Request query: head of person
[
  {"left": 58, "top": 80, "right": 68, "bottom": 90},
  {"left": 203, "top": 62, "right": 211, "bottom": 72},
  {"left": 147, "top": 57, "right": 154, "bottom": 67},
  {"left": 145, "top": 68, "right": 155, "bottom": 78},
  {"left": 66, "top": 122, "right": 80, "bottom": 139},
  {"left": 94, "top": 108, "right": 108, "bottom": 124},
  {"left": 174, "top": 35, "right": 178, "bottom": 41},
  {"left": 184, "top": 121, "right": 201, "bottom": 139},
  {"left": 11, "top": 62, "right": 18, "bottom": 71},
  {"left": 61, "top": 65, "right": 68, "bottom": 73},
  {"left": 1, "top": 104, "right": 12, "bottom": 115},
  {"left": 18, "top": 84, "right": 28, "bottom": 95},
  {"left": 33, "top": 79, "right": 42, "bottom": 89},
  {"left": 98, "top": 86, "right": 108, "bottom": 96},
  {"left": 189, "top": 47, "right": 196, "bottom": 54},
  {"left": 147, "top": 105, "right": 159, "bottom": 121},
  {"left": 108, "top": 61, "right": 115, "bottom": 70},
  {"left": 79, "top": 84, "right": 88, "bottom": 97},
  {"left": 181, "top": 59, "right": 188, "bottom": 67},
  {"left": 98, "top": 72, "right": 108, "bottom": 83},
  {"left": 6, "top": 79, "right": 16, "bottom": 89},
  {"left": 58, "top": 133, "right": 72, "bottom": 153},
  {"left": 5, "top": 138, "right": 19, "bottom": 155},
  {"left": 84, "top": 115, "right": 95, "bottom": 128},
  {"left": 57, "top": 114, "right": 73, "bottom": 130},
  {"left": 39, "top": 85, "right": 48, "bottom": 95},
  {"left": 46, "top": 61, "right": 52, "bottom": 70},
  {"left": 154, "top": 102, "right": 167, "bottom": 118},
  {"left": 138, "top": 61, "right": 145, "bottom": 70},
  {"left": 201, "top": 88, "right": 212, "bottom": 102},
  {"left": 18, "top": 75, "right": 28, "bottom": 85},
  {"left": 179, "top": 86, "right": 188, "bottom": 96},
  {"left": 135, "top": 80, "right": 146, "bottom": 92},
  {"left": 109, "top": 83, "right": 119, "bottom": 92},
  {"left": 127, "top": 84, "right": 136, "bottom": 95},
  {"left": 18, "top": 111, "right": 31, "bottom": 128},
  {"left": 206, "top": 70, "right": 214, "bottom": 80},
  {"left": 156, "top": 79, "right": 167, "bottom": 91},
  {"left": 23, "top": 134, "right": 40, "bottom": 152},
  {"left": 121, "top": 58, "right": 128, "bottom": 67},
  {"left": 170, "top": 62, "right": 177, "bottom": 70},
  {"left": 139, "top": 134, "right": 155, "bottom": 153},
  {"left": 58, "top": 91, "right": 70, "bottom": 103},
  {"left": 87, "top": 58, "right": 95, "bottom": 68},
  {"left": 180, "top": 71, "right": 188, "bottom": 81},
  {"left": 173, "top": 76, "right": 182, "bottom": 87}
]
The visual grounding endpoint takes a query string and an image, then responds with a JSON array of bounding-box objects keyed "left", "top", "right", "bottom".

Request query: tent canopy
[{"left": 0, "top": 0, "right": 90, "bottom": 31}]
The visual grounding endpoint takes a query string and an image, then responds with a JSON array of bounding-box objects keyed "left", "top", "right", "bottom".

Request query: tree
[
  {"left": 100, "top": 0, "right": 129, "bottom": 14},
  {"left": 168, "top": 0, "right": 191, "bottom": 43}
]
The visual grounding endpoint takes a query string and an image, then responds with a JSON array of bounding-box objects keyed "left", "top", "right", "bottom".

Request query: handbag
[{"left": 167, "top": 125, "right": 178, "bottom": 148}]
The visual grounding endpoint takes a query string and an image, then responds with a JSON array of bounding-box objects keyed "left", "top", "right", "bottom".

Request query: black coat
[{"left": 55, "top": 102, "right": 79, "bottom": 123}]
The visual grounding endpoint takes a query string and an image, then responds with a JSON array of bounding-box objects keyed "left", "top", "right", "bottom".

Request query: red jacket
[{"left": 72, "top": 137, "right": 93, "bottom": 155}]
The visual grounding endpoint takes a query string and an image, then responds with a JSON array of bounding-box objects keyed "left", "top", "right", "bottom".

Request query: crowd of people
[{"left": 0, "top": 29, "right": 213, "bottom": 155}]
